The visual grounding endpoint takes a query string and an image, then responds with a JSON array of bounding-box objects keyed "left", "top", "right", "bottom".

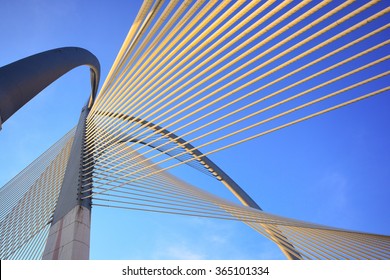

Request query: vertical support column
[{"left": 42, "top": 106, "right": 92, "bottom": 260}]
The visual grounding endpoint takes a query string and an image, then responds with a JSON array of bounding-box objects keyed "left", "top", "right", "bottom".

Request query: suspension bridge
[{"left": 0, "top": 1, "right": 389, "bottom": 260}]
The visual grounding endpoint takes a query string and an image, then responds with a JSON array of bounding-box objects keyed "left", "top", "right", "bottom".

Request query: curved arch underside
[{"left": 0, "top": 47, "right": 100, "bottom": 128}]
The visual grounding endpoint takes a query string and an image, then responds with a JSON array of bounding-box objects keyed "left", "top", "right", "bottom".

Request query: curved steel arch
[
  {"left": 97, "top": 111, "right": 302, "bottom": 259},
  {"left": 0, "top": 47, "right": 100, "bottom": 128}
]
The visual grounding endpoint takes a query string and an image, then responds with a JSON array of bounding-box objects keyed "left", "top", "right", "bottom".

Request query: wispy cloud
[
  {"left": 155, "top": 242, "right": 205, "bottom": 260},
  {"left": 148, "top": 216, "right": 284, "bottom": 260},
  {"left": 322, "top": 172, "right": 348, "bottom": 209},
  {"left": 313, "top": 171, "right": 351, "bottom": 227}
]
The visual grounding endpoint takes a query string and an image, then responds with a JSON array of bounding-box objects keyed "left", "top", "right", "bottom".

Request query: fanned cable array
[
  {"left": 0, "top": 129, "right": 75, "bottom": 259},
  {"left": 82, "top": 1, "right": 390, "bottom": 259},
  {"left": 1, "top": 0, "right": 389, "bottom": 260}
]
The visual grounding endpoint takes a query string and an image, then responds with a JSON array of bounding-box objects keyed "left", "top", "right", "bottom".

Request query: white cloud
[
  {"left": 321, "top": 172, "right": 348, "bottom": 210},
  {"left": 161, "top": 243, "right": 205, "bottom": 260},
  {"left": 147, "top": 215, "right": 285, "bottom": 260},
  {"left": 311, "top": 171, "right": 352, "bottom": 228}
]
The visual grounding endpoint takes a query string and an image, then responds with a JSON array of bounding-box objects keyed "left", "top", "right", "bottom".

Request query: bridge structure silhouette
[{"left": 0, "top": 1, "right": 389, "bottom": 260}]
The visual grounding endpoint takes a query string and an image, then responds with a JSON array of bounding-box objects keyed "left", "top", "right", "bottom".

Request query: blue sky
[{"left": 0, "top": 1, "right": 389, "bottom": 260}]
